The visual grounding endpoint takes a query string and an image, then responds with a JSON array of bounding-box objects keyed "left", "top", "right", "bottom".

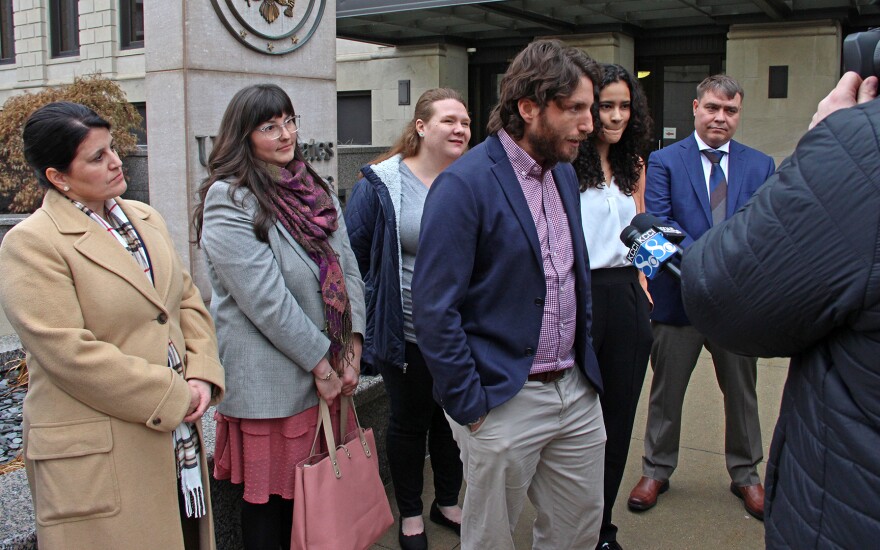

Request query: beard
[{"left": 525, "top": 114, "right": 585, "bottom": 167}]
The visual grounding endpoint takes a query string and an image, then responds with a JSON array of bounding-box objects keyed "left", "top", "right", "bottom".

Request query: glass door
[
  {"left": 469, "top": 61, "right": 509, "bottom": 145},
  {"left": 660, "top": 63, "right": 711, "bottom": 147}
]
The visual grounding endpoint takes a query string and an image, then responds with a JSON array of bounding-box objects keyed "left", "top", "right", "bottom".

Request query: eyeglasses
[{"left": 256, "top": 115, "right": 300, "bottom": 140}]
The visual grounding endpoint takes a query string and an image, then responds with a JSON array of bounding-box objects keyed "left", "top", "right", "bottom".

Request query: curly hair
[
  {"left": 574, "top": 64, "right": 653, "bottom": 195},
  {"left": 487, "top": 39, "right": 602, "bottom": 139}
]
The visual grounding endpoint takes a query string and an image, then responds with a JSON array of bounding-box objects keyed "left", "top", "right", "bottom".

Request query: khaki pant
[{"left": 447, "top": 367, "right": 606, "bottom": 550}]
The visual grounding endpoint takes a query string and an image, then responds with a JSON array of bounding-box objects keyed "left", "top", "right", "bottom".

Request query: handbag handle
[
  {"left": 307, "top": 397, "right": 375, "bottom": 479},
  {"left": 339, "top": 396, "right": 373, "bottom": 459},
  {"left": 308, "top": 399, "right": 342, "bottom": 478}
]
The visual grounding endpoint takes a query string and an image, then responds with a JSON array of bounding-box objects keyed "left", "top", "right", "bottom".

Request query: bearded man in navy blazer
[
  {"left": 627, "top": 75, "right": 776, "bottom": 522},
  {"left": 413, "top": 40, "right": 606, "bottom": 550}
]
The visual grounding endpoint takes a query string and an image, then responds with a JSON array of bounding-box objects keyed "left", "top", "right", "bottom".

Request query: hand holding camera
[{"left": 808, "top": 29, "right": 880, "bottom": 129}]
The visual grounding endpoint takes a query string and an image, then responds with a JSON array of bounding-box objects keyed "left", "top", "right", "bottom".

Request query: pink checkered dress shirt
[{"left": 498, "top": 129, "right": 576, "bottom": 374}]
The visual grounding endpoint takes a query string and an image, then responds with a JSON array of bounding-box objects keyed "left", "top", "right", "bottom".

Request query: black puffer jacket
[{"left": 681, "top": 98, "right": 880, "bottom": 548}]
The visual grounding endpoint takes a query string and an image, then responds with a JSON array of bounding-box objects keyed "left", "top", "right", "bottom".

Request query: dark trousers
[
  {"left": 241, "top": 495, "right": 293, "bottom": 550},
  {"left": 379, "top": 342, "right": 463, "bottom": 517},
  {"left": 177, "top": 489, "right": 202, "bottom": 550},
  {"left": 642, "top": 323, "right": 762, "bottom": 486},
  {"left": 591, "top": 267, "right": 653, "bottom": 545}
]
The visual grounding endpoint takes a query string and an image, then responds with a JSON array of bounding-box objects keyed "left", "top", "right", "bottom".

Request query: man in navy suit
[
  {"left": 413, "top": 40, "right": 606, "bottom": 550},
  {"left": 627, "top": 75, "right": 776, "bottom": 521}
]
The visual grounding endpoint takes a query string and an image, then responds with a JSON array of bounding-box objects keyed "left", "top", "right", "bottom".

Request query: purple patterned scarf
[{"left": 267, "top": 159, "right": 353, "bottom": 369}]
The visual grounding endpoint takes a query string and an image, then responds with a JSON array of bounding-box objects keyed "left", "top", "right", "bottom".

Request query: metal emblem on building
[{"left": 211, "top": 0, "right": 325, "bottom": 55}]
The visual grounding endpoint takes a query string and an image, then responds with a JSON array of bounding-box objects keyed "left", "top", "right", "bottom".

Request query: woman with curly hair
[{"left": 573, "top": 64, "right": 654, "bottom": 550}]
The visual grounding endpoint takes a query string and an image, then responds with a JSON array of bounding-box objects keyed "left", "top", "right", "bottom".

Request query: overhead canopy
[
  {"left": 337, "top": 0, "right": 506, "bottom": 17},
  {"left": 337, "top": 0, "right": 880, "bottom": 46}
]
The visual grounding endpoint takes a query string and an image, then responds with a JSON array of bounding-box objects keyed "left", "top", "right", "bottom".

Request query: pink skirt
[{"left": 213, "top": 402, "right": 355, "bottom": 504}]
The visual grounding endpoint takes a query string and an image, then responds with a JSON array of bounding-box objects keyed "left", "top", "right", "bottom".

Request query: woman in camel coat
[{"left": 0, "top": 102, "right": 225, "bottom": 549}]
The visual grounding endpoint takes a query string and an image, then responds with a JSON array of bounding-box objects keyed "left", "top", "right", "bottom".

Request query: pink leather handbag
[{"left": 292, "top": 396, "right": 393, "bottom": 550}]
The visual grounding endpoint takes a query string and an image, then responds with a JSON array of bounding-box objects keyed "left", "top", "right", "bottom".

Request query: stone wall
[
  {"left": 727, "top": 21, "right": 841, "bottom": 165},
  {"left": 9, "top": 0, "right": 48, "bottom": 88},
  {"left": 562, "top": 33, "right": 636, "bottom": 73},
  {"left": 121, "top": 147, "right": 149, "bottom": 204},
  {"left": 336, "top": 145, "right": 386, "bottom": 204}
]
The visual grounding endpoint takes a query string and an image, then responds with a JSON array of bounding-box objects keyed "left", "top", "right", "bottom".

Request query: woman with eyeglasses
[{"left": 193, "top": 84, "right": 366, "bottom": 549}]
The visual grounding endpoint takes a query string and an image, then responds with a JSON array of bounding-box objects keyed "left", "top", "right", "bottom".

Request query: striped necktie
[{"left": 702, "top": 148, "right": 727, "bottom": 225}]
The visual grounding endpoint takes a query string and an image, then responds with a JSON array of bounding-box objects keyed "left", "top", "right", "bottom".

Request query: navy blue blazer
[
  {"left": 412, "top": 134, "right": 602, "bottom": 425},
  {"left": 645, "top": 134, "right": 776, "bottom": 325}
]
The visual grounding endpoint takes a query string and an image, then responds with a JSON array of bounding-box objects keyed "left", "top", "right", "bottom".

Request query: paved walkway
[{"left": 371, "top": 351, "right": 787, "bottom": 549}]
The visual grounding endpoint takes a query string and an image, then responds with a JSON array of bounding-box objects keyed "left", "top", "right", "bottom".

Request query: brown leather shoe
[
  {"left": 627, "top": 476, "right": 669, "bottom": 511},
  {"left": 730, "top": 482, "right": 765, "bottom": 521}
]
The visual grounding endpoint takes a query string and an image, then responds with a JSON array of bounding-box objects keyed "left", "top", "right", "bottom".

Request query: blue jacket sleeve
[
  {"left": 412, "top": 171, "right": 487, "bottom": 425},
  {"left": 342, "top": 177, "right": 377, "bottom": 280}
]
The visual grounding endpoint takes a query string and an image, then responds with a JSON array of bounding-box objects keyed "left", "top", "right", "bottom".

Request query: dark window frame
[
  {"left": 131, "top": 101, "right": 147, "bottom": 145},
  {"left": 120, "top": 0, "right": 144, "bottom": 50},
  {"left": 49, "top": 0, "right": 79, "bottom": 58},
  {"left": 0, "top": 0, "right": 14, "bottom": 65},
  {"left": 337, "top": 90, "right": 372, "bottom": 145}
]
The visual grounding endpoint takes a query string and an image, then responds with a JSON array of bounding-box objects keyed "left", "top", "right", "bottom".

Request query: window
[
  {"left": 50, "top": 0, "right": 79, "bottom": 58},
  {"left": 337, "top": 91, "right": 372, "bottom": 145},
  {"left": 0, "top": 0, "right": 14, "bottom": 64},
  {"left": 120, "top": 0, "right": 144, "bottom": 50},
  {"left": 132, "top": 102, "right": 147, "bottom": 145}
]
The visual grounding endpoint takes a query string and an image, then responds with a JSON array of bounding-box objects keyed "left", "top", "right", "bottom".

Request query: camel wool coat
[{"left": 0, "top": 190, "right": 225, "bottom": 550}]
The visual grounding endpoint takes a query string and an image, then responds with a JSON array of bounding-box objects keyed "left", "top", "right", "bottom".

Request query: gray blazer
[{"left": 201, "top": 180, "right": 365, "bottom": 418}]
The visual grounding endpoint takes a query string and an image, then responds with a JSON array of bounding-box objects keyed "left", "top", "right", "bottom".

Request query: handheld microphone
[
  {"left": 620, "top": 224, "right": 681, "bottom": 280},
  {"left": 630, "top": 212, "right": 686, "bottom": 245}
]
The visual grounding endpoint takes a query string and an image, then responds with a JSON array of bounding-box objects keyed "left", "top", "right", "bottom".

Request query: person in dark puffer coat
[
  {"left": 345, "top": 88, "right": 470, "bottom": 550},
  {"left": 680, "top": 72, "right": 880, "bottom": 549}
]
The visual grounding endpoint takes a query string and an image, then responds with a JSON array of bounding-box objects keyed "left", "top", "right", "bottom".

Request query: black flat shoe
[
  {"left": 398, "top": 519, "right": 428, "bottom": 550},
  {"left": 429, "top": 500, "right": 462, "bottom": 536}
]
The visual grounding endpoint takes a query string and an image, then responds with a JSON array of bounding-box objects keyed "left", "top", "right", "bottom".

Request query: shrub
[{"left": 0, "top": 75, "right": 142, "bottom": 213}]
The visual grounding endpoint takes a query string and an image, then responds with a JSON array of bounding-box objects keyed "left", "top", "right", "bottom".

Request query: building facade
[
  {"left": 0, "top": 1, "right": 873, "bottom": 180},
  {"left": 0, "top": 0, "right": 144, "bottom": 125},
  {"left": 0, "top": 0, "right": 878, "bottom": 336},
  {"left": 335, "top": 0, "right": 880, "bottom": 166}
]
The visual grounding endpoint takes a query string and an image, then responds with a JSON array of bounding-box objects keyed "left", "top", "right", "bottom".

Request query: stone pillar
[
  {"left": 145, "top": 1, "right": 337, "bottom": 293},
  {"left": 727, "top": 21, "right": 841, "bottom": 163},
  {"left": 12, "top": 0, "right": 48, "bottom": 86},
  {"left": 561, "top": 33, "right": 635, "bottom": 73},
  {"left": 78, "top": 0, "right": 117, "bottom": 76}
]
